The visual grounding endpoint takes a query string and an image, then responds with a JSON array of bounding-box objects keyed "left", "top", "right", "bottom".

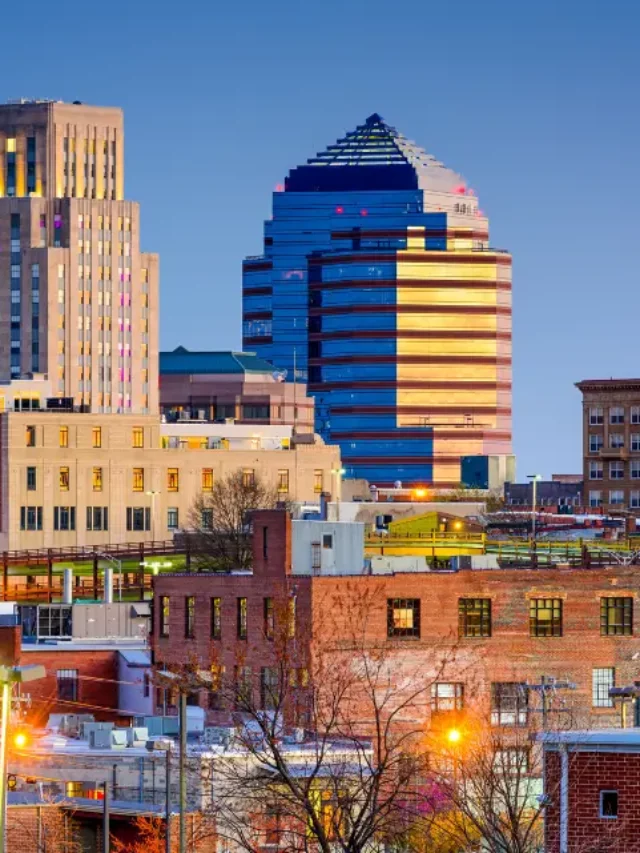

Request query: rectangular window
[
  {"left": 92, "top": 467, "right": 103, "bottom": 491},
  {"left": 59, "top": 426, "right": 69, "bottom": 448},
  {"left": 242, "top": 468, "right": 255, "bottom": 488},
  {"left": 159, "top": 596, "right": 170, "bottom": 637},
  {"left": 201, "top": 509, "right": 213, "bottom": 530},
  {"left": 589, "top": 407, "right": 604, "bottom": 425},
  {"left": 610, "top": 406, "right": 625, "bottom": 425},
  {"left": 57, "top": 669, "right": 78, "bottom": 702},
  {"left": 260, "top": 666, "right": 280, "bottom": 711},
  {"left": 234, "top": 666, "right": 252, "bottom": 709},
  {"left": 609, "top": 433, "right": 624, "bottom": 449},
  {"left": 277, "top": 469, "right": 289, "bottom": 494},
  {"left": 202, "top": 468, "right": 213, "bottom": 492},
  {"left": 86, "top": 506, "right": 108, "bottom": 532},
  {"left": 529, "top": 598, "right": 563, "bottom": 637},
  {"left": 167, "top": 507, "right": 179, "bottom": 530},
  {"left": 632, "top": 406, "right": 640, "bottom": 425},
  {"left": 600, "top": 598, "right": 633, "bottom": 636},
  {"left": 20, "top": 506, "right": 43, "bottom": 531},
  {"left": 431, "top": 683, "right": 464, "bottom": 713},
  {"left": 609, "top": 461, "right": 624, "bottom": 480},
  {"left": 314, "top": 469, "right": 324, "bottom": 494},
  {"left": 209, "top": 664, "right": 225, "bottom": 711},
  {"left": 610, "top": 490, "right": 625, "bottom": 506},
  {"left": 26, "top": 467, "right": 36, "bottom": 491},
  {"left": 589, "top": 461, "right": 603, "bottom": 480},
  {"left": 589, "top": 490, "right": 603, "bottom": 507},
  {"left": 126, "top": 507, "right": 151, "bottom": 531},
  {"left": 211, "top": 597, "right": 222, "bottom": 639},
  {"left": 25, "top": 425, "right": 35, "bottom": 447},
  {"left": 631, "top": 490, "right": 640, "bottom": 509},
  {"left": 592, "top": 667, "right": 615, "bottom": 708},
  {"left": 237, "top": 597, "right": 248, "bottom": 639},
  {"left": 132, "top": 426, "right": 144, "bottom": 448},
  {"left": 92, "top": 427, "right": 102, "bottom": 448},
  {"left": 167, "top": 468, "right": 179, "bottom": 492},
  {"left": 133, "top": 468, "right": 144, "bottom": 491},
  {"left": 600, "top": 791, "right": 618, "bottom": 819},
  {"left": 632, "top": 434, "right": 640, "bottom": 452},
  {"left": 185, "top": 596, "right": 195, "bottom": 638},
  {"left": 53, "top": 506, "right": 76, "bottom": 531},
  {"left": 631, "top": 460, "right": 640, "bottom": 479},
  {"left": 311, "top": 542, "right": 321, "bottom": 571},
  {"left": 589, "top": 434, "right": 603, "bottom": 453},
  {"left": 59, "top": 467, "right": 70, "bottom": 491},
  {"left": 491, "top": 683, "right": 529, "bottom": 726},
  {"left": 387, "top": 599, "right": 420, "bottom": 638},
  {"left": 458, "top": 598, "right": 491, "bottom": 638},
  {"left": 264, "top": 597, "right": 274, "bottom": 640}
]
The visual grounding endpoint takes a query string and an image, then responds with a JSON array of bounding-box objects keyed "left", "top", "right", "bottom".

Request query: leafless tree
[{"left": 187, "top": 469, "right": 285, "bottom": 570}]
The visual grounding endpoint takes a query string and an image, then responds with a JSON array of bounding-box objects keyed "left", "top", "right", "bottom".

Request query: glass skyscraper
[{"left": 242, "top": 114, "right": 512, "bottom": 487}]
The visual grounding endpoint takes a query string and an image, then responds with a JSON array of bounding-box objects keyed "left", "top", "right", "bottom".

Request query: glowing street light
[
  {"left": 413, "top": 488, "right": 428, "bottom": 499},
  {"left": 12, "top": 732, "right": 27, "bottom": 750},
  {"left": 446, "top": 727, "right": 462, "bottom": 745}
]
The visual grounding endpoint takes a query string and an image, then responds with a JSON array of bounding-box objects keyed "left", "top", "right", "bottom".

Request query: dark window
[
  {"left": 185, "top": 596, "right": 195, "bottom": 638},
  {"left": 167, "top": 507, "right": 179, "bottom": 530},
  {"left": 264, "top": 598, "right": 274, "bottom": 640},
  {"left": 237, "top": 597, "right": 248, "bottom": 639},
  {"left": 242, "top": 404, "right": 270, "bottom": 420},
  {"left": 234, "top": 665, "right": 252, "bottom": 709},
  {"left": 387, "top": 599, "right": 420, "bottom": 638},
  {"left": 209, "top": 665, "right": 225, "bottom": 711},
  {"left": 20, "top": 506, "right": 42, "bottom": 531},
  {"left": 211, "top": 597, "right": 222, "bottom": 639},
  {"left": 322, "top": 533, "right": 333, "bottom": 549},
  {"left": 201, "top": 509, "right": 213, "bottom": 530},
  {"left": 53, "top": 506, "right": 76, "bottom": 531},
  {"left": 458, "top": 598, "right": 491, "bottom": 638},
  {"left": 86, "top": 507, "right": 108, "bottom": 531},
  {"left": 159, "top": 596, "right": 170, "bottom": 637},
  {"left": 601, "top": 597, "right": 633, "bottom": 636},
  {"left": 57, "top": 669, "right": 78, "bottom": 702},
  {"left": 262, "top": 526, "right": 268, "bottom": 559},
  {"left": 530, "top": 598, "right": 563, "bottom": 637},
  {"left": 431, "top": 683, "right": 464, "bottom": 713},
  {"left": 127, "top": 507, "right": 151, "bottom": 532},
  {"left": 491, "top": 683, "right": 529, "bottom": 726},
  {"left": 600, "top": 791, "right": 618, "bottom": 819},
  {"left": 311, "top": 542, "right": 321, "bottom": 570},
  {"left": 26, "top": 467, "right": 36, "bottom": 490},
  {"left": 260, "top": 667, "right": 280, "bottom": 710}
]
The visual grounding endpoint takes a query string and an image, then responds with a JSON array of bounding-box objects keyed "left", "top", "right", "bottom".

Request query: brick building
[
  {"left": 542, "top": 729, "right": 640, "bottom": 852},
  {"left": 152, "top": 510, "right": 640, "bottom": 729}
]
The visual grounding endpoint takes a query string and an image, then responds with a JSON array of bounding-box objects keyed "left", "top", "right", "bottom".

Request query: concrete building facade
[{"left": 0, "top": 99, "right": 158, "bottom": 413}]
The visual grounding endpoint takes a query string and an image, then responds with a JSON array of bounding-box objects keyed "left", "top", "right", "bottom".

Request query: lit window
[
  {"left": 529, "top": 598, "right": 563, "bottom": 637},
  {"left": 592, "top": 668, "right": 615, "bottom": 707},
  {"left": 431, "top": 683, "right": 464, "bottom": 712},
  {"left": 314, "top": 469, "right": 324, "bottom": 494},
  {"left": 202, "top": 469, "right": 213, "bottom": 492},
  {"left": 133, "top": 468, "right": 144, "bottom": 492},
  {"left": 387, "top": 599, "right": 420, "bottom": 638},
  {"left": 185, "top": 596, "right": 195, "bottom": 639},
  {"left": 132, "top": 427, "right": 144, "bottom": 448},
  {"left": 277, "top": 469, "right": 289, "bottom": 494},
  {"left": 160, "top": 596, "right": 170, "bottom": 637},
  {"left": 600, "top": 598, "right": 633, "bottom": 636},
  {"left": 25, "top": 425, "right": 35, "bottom": 447},
  {"left": 92, "top": 427, "right": 102, "bottom": 448},
  {"left": 242, "top": 469, "right": 255, "bottom": 488},
  {"left": 211, "top": 597, "right": 222, "bottom": 639},
  {"left": 167, "top": 468, "right": 179, "bottom": 492},
  {"left": 237, "top": 598, "right": 248, "bottom": 639},
  {"left": 59, "top": 426, "right": 69, "bottom": 448},
  {"left": 92, "top": 467, "right": 103, "bottom": 491},
  {"left": 458, "top": 598, "right": 491, "bottom": 637},
  {"left": 59, "top": 467, "right": 70, "bottom": 491}
]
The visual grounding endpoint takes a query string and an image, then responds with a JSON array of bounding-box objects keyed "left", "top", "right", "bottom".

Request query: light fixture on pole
[
  {"left": 0, "top": 664, "right": 45, "bottom": 853},
  {"left": 146, "top": 490, "right": 160, "bottom": 543},
  {"left": 331, "top": 467, "right": 346, "bottom": 522},
  {"left": 526, "top": 474, "right": 542, "bottom": 541}
]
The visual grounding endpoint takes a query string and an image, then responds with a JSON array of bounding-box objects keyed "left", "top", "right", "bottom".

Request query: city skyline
[{"left": 3, "top": 0, "right": 640, "bottom": 478}]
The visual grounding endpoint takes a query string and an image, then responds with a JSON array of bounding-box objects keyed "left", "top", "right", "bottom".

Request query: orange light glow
[{"left": 13, "top": 732, "right": 28, "bottom": 749}]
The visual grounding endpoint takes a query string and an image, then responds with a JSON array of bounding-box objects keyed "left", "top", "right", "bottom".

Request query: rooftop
[
  {"left": 285, "top": 113, "right": 466, "bottom": 194},
  {"left": 576, "top": 378, "right": 640, "bottom": 390},
  {"left": 160, "top": 347, "right": 281, "bottom": 377},
  {"left": 540, "top": 729, "right": 640, "bottom": 749}
]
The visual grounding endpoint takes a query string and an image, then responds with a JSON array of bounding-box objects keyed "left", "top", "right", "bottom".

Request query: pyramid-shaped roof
[{"left": 285, "top": 113, "right": 465, "bottom": 194}]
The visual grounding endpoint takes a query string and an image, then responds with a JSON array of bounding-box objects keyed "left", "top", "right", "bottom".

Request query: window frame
[
  {"left": 600, "top": 790, "right": 619, "bottom": 819},
  {"left": 185, "top": 596, "right": 195, "bottom": 639},
  {"left": 132, "top": 426, "right": 144, "bottom": 448},
  {"left": 491, "top": 682, "right": 529, "bottom": 727},
  {"left": 529, "top": 598, "right": 563, "bottom": 637},
  {"left": 387, "top": 598, "right": 421, "bottom": 638},
  {"left": 430, "top": 682, "right": 464, "bottom": 713},
  {"left": 211, "top": 597, "right": 222, "bottom": 640},
  {"left": 237, "top": 597, "right": 248, "bottom": 639},
  {"left": 159, "top": 595, "right": 170, "bottom": 637},
  {"left": 592, "top": 667, "right": 615, "bottom": 708},
  {"left": 458, "top": 598, "right": 491, "bottom": 638},
  {"left": 600, "top": 597, "right": 633, "bottom": 636},
  {"left": 57, "top": 669, "right": 78, "bottom": 702}
]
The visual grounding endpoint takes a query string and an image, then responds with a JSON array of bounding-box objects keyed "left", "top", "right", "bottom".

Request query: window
[
  {"left": 185, "top": 596, "right": 195, "bottom": 638},
  {"left": 264, "top": 598, "right": 274, "bottom": 640},
  {"left": 609, "top": 490, "right": 625, "bottom": 506},
  {"left": 589, "top": 434, "right": 603, "bottom": 453},
  {"left": 458, "top": 598, "right": 491, "bottom": 638},
  {"left": 589, "top": 461, "right": 603, "bottom": 480},
  {"left": 277, "top": 469, "right": 289, "bottom": 494},
  {"left": 314, "top": 469, "right": 324, "bottom": 494},
  {"left": 59, "top": 426, "right": 69, "bottom": 448},
  {"left": 609, "top": 461, "right": 624, "bottom": 480},
  {"left": 632, "top": 434, "right": 640, "bottom": 452},
  {"left": 243, "top": 404, "right": 269, "bottom": 420},
  {"left": 57, "top": 669, "right": 78, "bottom": 702},
  {"left": 237, "top": 597, "right": 248, "bottom": 639},
  {"left": 53, "top": 506, "right": 76, "bottom": 531},
  {"left": 592, "top": 667, "right": 615, "bottom": 707},
  {"left": 242, "top": 468, "right": 255, "bottom": 488},
  {"left": 589, "top": 490, "right": 603, "bottom": 507},
  {"left": 26, "top": 467, "right": 36, "bottom": 490},
  {"left": 132, "top": 427, "right": 144, "bottom": 448},
  {"left": 92, "top": 467, "right": 103, "bottom": 491},
  {"left": 133, "top": 468, "right": 144, "bottom": 491},
  {"left": 632, "top": 407, "right": 640, "bottom": 425},
  {"left": 600, "top": 791, "right": 618, "bottom": 819},
  {"left": 387, "top": 599, "right": 420, "bottom": 638},
  {"left": 529, "top": 598, "right": 563, "bottom": 637},
  {"left": 127, "top": 507, "right": 151, "bottom": 531},
  {"left": 631, "top": 491, "right": 640, "bottom": 509},
  {"left": 159, "top": 596, "right": 170, "bottom": 637},
  {"left": 202, "top": 468, "right": 213, "bottom": 492},
  {"left": 25, "top": 425, "right": 35, "bottom": 447},
  {"left": 20, "top": 506, "right": 42, "bottom": 531},
  {"left": 167, "top": 507, "right": 179, "bottom": 530},
  {"left": 209, "top": 664, "right": 225, "bottom": 711},
  {"left": 589, "top": 407, "right": 604, "bottom": 425},
  {"left": 609, "top": 433, "right": 624, "bottom": 449},
  {"left": 261, "top": 667, "right": 280, "bottom": 710},
  {"left": 491, "top": 683, "right": 528, "bottom": 726},
  {"left": 322, "top": 533, "right": 333, "bottom": 549},
  {"left": 311, "top": 542, "right": 321, "bottom": 571},
  {"left": 91, "top": 426, "right": 102, "bottom": 449},
  {"left": 610, "top": 407, "right": 624, "bottom": 425},
  {"left": 201, "top": 509, "right": 213, "bottom": 530},
  {"left": 431, "top": 683, "right": 464, "bottom": 713},
  {"left": 601, "top": 598, "right": 633, "bottom": 636},
  {"left": 167, "top": 468, "right": 179, "bottom": 492},
  {"left": 211, "top": 597, "right": 221, "bottom": 639},
  {"left": 86, "top": 507, "right": 108, "bottom": 531},
  {"left": 631, "top": 460, "right": 640, "bottom": 479},
  {"left": 235, "top": 665, "right": 252, "bottom": 709},
  {"left": 59, "top": 467, "right": 70, "bottom": 491}
]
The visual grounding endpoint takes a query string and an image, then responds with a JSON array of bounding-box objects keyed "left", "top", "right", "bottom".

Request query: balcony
[{"left": 599, "top": 447, "right": 628, "bottom": 459}]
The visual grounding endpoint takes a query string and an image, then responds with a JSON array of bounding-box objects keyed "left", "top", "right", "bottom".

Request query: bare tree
[{"left": 187, "top": 469, "right": 285, "bottom": 570}]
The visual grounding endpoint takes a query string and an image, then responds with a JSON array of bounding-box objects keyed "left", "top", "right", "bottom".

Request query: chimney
[
  {"left": 103, "top": 567, "right": 114, "bottom": 604},
  {"left": 62, "top": 568, "right": 73, "bottom": 605},
  {"left": 252, "top": 510, "right": 291, "bottom": 577}
]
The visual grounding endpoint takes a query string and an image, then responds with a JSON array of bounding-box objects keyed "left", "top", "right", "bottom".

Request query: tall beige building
[{"left": 0, "top": 99, "right": 158, "bottom": 413}]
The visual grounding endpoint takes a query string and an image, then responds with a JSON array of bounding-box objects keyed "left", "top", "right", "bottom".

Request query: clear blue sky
[{"left": 6, "top": 0, "right": 640, "bottom": 479}]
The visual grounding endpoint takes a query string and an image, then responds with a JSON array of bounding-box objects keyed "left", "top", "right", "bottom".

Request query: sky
[{"left": 3, "top": 0, "right": 639, "bottom": 479}]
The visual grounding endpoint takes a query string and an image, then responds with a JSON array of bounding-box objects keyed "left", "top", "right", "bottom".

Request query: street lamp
[
  {"left": 140, "top": 560, "right": 173, "bottom": 577},
  {"left": 331, "top": 468, "right": 346, "bottom": 522},
  {"left": 526, "top": 474, "right": 542, "bottom": 541},
  {"left": 0, "top": 665, "right": 45, "bottom": 853},
  {"left": 146, "top": 490, "right": 160, "bottom": 543}
]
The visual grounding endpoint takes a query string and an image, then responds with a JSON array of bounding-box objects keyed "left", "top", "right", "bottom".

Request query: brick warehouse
[{"left": 152, "top": 511, "right": 640, "bottom": 729}]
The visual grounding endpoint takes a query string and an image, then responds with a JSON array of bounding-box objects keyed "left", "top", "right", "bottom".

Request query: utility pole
[
  {"left": 527, "top": 474, "right": 541, "bottom": 541},
  {"left": 165, "top": 743, "right": 172, "bottom": 853},
  {"left": 179, "top": 691, "right": 187, "bottom": 853},
  {"left": 103, "top": 780, "right": 110, "bottom": 853},
  {"left": 527, "top": 675, "right": 576, "bottom": 730}
]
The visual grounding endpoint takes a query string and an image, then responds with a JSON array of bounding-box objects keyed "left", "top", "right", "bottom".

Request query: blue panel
[
  {"left": 322, "top": 339, "right": 395, "bottom": 356},
  {"left": 320, "top": 364, "right": 395, "bottom": 381},
  {"left": 321, "top": 313, "right": 396, "bottom": 332}
]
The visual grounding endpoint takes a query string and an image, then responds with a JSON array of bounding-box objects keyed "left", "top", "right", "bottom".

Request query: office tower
[
  {"left": 242, "top": 114, "right": 512, "bottom": 487},
  {"left": 0, "top": 99, "right": 158, "bottom": 413}
]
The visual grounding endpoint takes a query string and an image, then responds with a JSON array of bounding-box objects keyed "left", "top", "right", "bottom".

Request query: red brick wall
[
  {"left": 545, "top": 749, "right": 640, "bottom": 852},
  {"left": 18, "top": 650, "right": 120, "bottom": 724}
]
